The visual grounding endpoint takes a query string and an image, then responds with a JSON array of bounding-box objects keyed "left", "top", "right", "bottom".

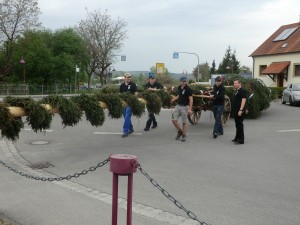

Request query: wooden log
[
  {"left": 7, "top": 98, "right": 147, "bottom": 117},
  {"left": 192, "top": 94, "right": 211, "bottom": 98}
]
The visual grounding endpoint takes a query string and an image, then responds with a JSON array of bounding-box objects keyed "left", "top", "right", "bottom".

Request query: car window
[{"left": 293, "top": 85, "right": 300, "bottom": 91}]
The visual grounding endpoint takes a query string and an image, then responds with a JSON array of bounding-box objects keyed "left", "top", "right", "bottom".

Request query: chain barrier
[
  {"left": 0, "top": 157, "right": 110, "bottom": 182},
  {"left": 137, "top": 163, "right": 211, "bottom": 225}
]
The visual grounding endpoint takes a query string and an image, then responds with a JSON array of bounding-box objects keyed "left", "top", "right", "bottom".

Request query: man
[
  {"left": 171, "top": 76, "right": 193, "bottom": 142},
  {"left": 232, "top": 79, "right": 247, "bottom": 144},
  {"left": 119, "top": 72, "right": 138, "bottom": 138},
  {"left": 144, "top": 72, "right": 164, "bottom": 131},
  {"left": 210, "top": 76, "right": 225, "bottom": 138}
]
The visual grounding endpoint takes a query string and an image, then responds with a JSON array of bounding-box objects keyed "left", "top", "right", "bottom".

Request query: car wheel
[
  {"left": 289, "top": 96, "right": 294, "bottom": 106},
  {"left": 281, "top": 96, "right": 286, "bottom": 104}
]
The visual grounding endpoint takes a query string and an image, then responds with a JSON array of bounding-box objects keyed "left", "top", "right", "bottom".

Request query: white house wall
[{"left": 253, "top": 53, "right": 300, "bottom": 87}]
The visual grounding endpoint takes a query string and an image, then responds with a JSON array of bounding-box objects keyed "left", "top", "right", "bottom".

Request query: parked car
[{"left": 282, "top": 83, "right": 300, "bottom": 106}]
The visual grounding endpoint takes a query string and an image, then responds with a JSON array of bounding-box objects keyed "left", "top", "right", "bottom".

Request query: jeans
[
  {"left": 212, "top": 104, "right": 224, "bottom": 134},
  {"left": 145, "top": 112, "right": 157, "bottom": 128},
  {"left": 123, "top": 106, "right": 133, "bottom": 134}
]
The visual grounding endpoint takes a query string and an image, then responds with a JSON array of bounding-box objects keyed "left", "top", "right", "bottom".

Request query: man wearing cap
[
  {"left": 171, "top": 76, "right": 193, "bottom": 142},
  {"left": 209, "top": 76, "right": 225, "bottom": 138},
  {"left": 143, "top": 73, "right": 164, "bottom": 131},
  {"left": 119, "top": 72, "right": 138, "bottom": 138}
]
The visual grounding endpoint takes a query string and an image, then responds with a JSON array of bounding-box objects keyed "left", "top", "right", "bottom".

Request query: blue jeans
[
  {"left": 212, "top": 105, "right": 224, "bottom": 134},
  {"left": 123, "top": 106, "right": 133, "bottom": 134}
]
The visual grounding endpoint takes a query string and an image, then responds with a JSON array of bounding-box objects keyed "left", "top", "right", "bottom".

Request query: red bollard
[{"left": 110, "top": 154, "right": 138, "bottom": 225}]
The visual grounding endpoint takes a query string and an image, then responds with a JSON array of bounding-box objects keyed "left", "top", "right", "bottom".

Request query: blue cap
[
  {"left": 180, "top": 76, "right": 187, "bottom": 81},
  {"left": 148, "top": 72, "right": 155, "bottom": 79}
]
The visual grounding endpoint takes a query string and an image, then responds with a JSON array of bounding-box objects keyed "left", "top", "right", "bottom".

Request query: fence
[{"left": 0, "top": 84, "right": 78, "bottom": 95}]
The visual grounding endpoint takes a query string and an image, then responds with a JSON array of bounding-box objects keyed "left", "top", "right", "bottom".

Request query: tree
[
  {"left": 0, "top": 0, "right": 41, "bottom": 78},
  {"left": 210, "top": 59, "right": 216, "bottom": 74},
  {"left": 76, "top": 9, "right": 127, "bottom": 87},
  {"left": 217, "top": 46, "right": 240, "bottom": 74},
  {"left": 11, "top": 28, "right": 88, "bottom": 85},
  {"left": 193, "top": 62, "right": 210, "bottom": 82}
]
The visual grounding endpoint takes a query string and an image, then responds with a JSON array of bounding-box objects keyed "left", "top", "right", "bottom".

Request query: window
[
  {"left": 259, "top": 65, "right": 267, "bottom": 76},
  {"left": 273, "top": 27, "right": 298, "bottom": 41},
  {"left": 294, "top": 64, "right": 300, "bottom": 76}
]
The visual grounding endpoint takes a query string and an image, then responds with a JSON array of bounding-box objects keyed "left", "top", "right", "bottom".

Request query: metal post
[
  {"left": 112, "top": 173, "right": 119, "bottom": 225},
  {"left": 110, "top": 154, "right": 138, "bottom": 225},
  {"left": 174, "top": 52, "right": 200, "bottom": 82},
  {"left": 127, "top": 174, "right": 133, "bottom": 224}
]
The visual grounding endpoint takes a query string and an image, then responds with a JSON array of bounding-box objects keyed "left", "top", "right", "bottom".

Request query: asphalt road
[{"left": 0, "top": 101, "right": 300, "bottom": 225}]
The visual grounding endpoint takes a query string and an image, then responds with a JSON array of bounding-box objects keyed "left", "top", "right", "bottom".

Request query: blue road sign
[{"left": 173, "top": 52, "right": 179, "bottom": 59}]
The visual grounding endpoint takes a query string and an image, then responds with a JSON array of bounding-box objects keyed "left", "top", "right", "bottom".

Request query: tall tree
[
  {"left": 0, "top": 0, "right": 41, "bottom": 78},
  {"left": 76, "top": 9, "right": 127, "bottom": 86},
  {"left": 193, "top": 62, "right": 210, "bottom": 82},
  {"left": 210, "top": 59, "right": 216, "bottom": 74},
  {"left": 217, "top": 46, "right": 240, "bottom": 74}
]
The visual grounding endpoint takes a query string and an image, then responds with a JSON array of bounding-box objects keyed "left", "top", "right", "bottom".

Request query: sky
[{"left": 38, "top": 0, "right": 299, "bottom": 74}]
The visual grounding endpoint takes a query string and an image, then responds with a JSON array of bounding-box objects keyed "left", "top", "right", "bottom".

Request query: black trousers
[
  {"left": 234, "top": 112, "right": 245, "bottom": 141},
  {"left": 145, "top": 112, "right": 157, "bottom": 128}
]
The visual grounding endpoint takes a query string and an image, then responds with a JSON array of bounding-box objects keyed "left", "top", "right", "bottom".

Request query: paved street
[{"left": 0, "top": 101, "right": 300, "bottom": 225}]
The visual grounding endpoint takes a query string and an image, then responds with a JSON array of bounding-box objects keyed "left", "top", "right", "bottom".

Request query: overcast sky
[{"left": 38, "top": 0, "right": 299, "bottom": 74}]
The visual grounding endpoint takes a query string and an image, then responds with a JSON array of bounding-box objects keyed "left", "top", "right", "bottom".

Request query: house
[{"left": 250, "top": 22, "right": 300, "bottom": 87}]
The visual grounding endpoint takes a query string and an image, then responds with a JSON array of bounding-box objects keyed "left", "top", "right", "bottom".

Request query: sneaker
[
  {"left": 144, "top": 127, "right": 150, "bottom": 131},
  {"left": 151, "top": 124, "right": 158, "bottom": 129},
  {"left": 122, "top": 133, "right": 129, "bottom": 138},
  {"left": 129, "top": 130, "right": 134, "bottom": 134},
  {"left": 181, "top": 134, "right": 186, "bottom": 142},
  {"left": 175, "top": 130, "right": 183, "bottom": 140},
  {"left": 213, "top": 132, "right": 218, "bottom": 138}
]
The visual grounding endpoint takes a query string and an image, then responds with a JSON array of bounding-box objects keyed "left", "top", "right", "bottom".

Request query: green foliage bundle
[
  {"left": 139, "top": 91, "right": 162, "bottom": 114},
  {"left": 94, "top": 93, "right": 123, "bottom": 119},
  {"left": 101, "top": 85, "right": 119, "bottom": 94},
  {"left": 70, "top": 94, "right": 105, "bottom": 127},
  {"left": 40, "top": 95, "right": 82, "bottom": 127},
  {"left": 156, "top": 89, "right": 173, "bottom": 108},
  {"left": 5, "top": 97, "right": 52, "bottom": 132},
  {"left": 120, "top": 92, "right": 145, "bottom": 117},
  {"left": 0, "top": 104, "right": 24, "bottom": 141},
  {"left": 225, "top": 75, "right": 272, "bottom": 118}
]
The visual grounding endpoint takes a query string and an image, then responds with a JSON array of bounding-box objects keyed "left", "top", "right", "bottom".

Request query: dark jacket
[{"left": 212, "top": 84, "right": 225, "bottom": 105}]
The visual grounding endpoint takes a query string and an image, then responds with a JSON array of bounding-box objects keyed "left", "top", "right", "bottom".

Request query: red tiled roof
[
  {"left": 261, "top": 61, "right": 290, "bottom": 74},
  {"left": 250, "top": 23, "right": 300, "bottom": 57}
]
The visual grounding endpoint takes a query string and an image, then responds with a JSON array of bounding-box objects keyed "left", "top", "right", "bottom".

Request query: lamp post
[
  {"left": 108, "top": 66, "right": 116, "bottom": 82},
  {"left": 226, "top": 65, "right": 233, "bottom": 74},
  {"left": 19, "top": 57, "right": 26, "bottom": 83},
  {"left": 75, "top": 65, "right": 79, "bottom": 93},
  {"left": 173, "top": 51, "right": 200, "bottom": 82}
]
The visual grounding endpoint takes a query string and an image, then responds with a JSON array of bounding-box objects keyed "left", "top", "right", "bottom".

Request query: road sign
[
  {"left": 121, "top": 55, "right": 126, "bottom": 61},
  {"left": 173, "top": 52, "right": 179, "bottom": 59}
]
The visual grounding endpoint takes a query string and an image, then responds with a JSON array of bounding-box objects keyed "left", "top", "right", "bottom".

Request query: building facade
[{"left": 250, "top": 22, "right": 300, "bottom": 87}]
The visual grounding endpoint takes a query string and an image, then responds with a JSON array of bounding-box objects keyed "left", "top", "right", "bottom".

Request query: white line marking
[
  {"left": 277, "top": 129, "right": 300, "bottom": 132},
  {"left": 94, "top": 132, "right": 142, "bottom": 135}
]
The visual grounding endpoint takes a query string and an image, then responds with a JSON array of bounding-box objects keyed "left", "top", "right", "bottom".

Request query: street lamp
[
  {"left": 75, "top": 65, "right": 79, "bottom": 93},
  {"left": 226, "top": 65, "right": 233, "bottom": 74},
  {"left": 19, "top": 57, "right": 26, "bottom": 83},
  {"left": 173, "top": 51, "right": 200, "bottom": 82}
]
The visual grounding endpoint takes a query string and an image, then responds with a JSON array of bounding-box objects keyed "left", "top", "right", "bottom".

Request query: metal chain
[
  {"left": 137, "top": 163, "right": 211, "bottom": 225},
  {"left": 0, "top": 157, "right": 110, "bottom": 182}
]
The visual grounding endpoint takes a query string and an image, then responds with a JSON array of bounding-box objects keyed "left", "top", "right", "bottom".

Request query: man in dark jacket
[{"left": 210, "top": 76, "right": 225, "bottom": 138}]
